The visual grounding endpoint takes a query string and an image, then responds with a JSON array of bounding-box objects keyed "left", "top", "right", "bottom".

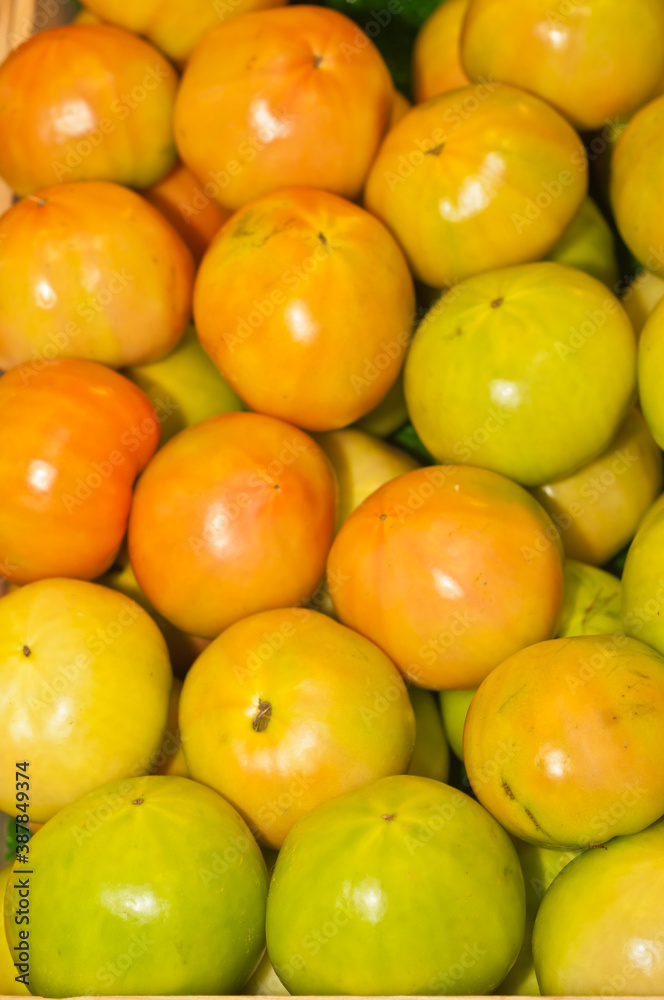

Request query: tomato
[
  {"left": 152, "top": 679, "right": 189, "bottom": 778},
  {"left": 123, "top": 325, "right": 243, "bottom": 447},
  {"left": 533, "top": 818, "right": 664, "bottom": 994},
  {"left": 364, "top": 84, "right": 586, "bottom": 288},
  {"left": 353, "top": 370, "right": 409, "bottom": 437},
  {"left": 405, "top": 263, "right": 637, "bottom": 487},
  {"left": 557, "top": 561, "right": 622, "bottom": 639},
  {"left": 0, "top": 182, "right": 194, "bottom": 370},
  {"left": 390, "top": 90, "right": 412, "bottom": 128},
  {"left": 0, "top": 25, "right": 177, "bottom": 195},
  {"left": 143, "top": 164, "right": 231, "bottom": 264},
  {"left": 266, "top": 775, "right": 525, "bottom": 994},
  {"left": 0, "top": 358, "right": 159, "bottom": 584},
  {"left": 174, "top": 6, "right": 393, "bottom": 210},
  {"left": 532, "top": 409, "right": 662, "bottom": 565},
  {"left": 194, "top": 188, "right": 415, "bottom": 430},
  {"left": 76, "top": 0, "right": 287, "bottom": 65},
  {"left": 460, "top": 0, "right": 664, "bottom": 131},
  {"left": 3, "top": 776, "right": 268, "bottom": 997},
  {"left": 128, "top": 412, "right": 336, "bottom": 638},
  {"left": 546, "top": 196, "right": 619, "bottom": 290},
  {"left": 0, "top": 865, "right": 29, "bottom": 996},
  {"left": 180, "top": 608, "right": 415, "bottom": 848},
  {"left": 327, "top": 465, "right": 564, "bottom": 690},
  {"left": 464, "top": 635, "right": 664, "bottom": 848},
  {"left": 499, "top": 840, "right": 579, "bottom": 997},
  {"left": 622, "top": 267, "right": 664, "bottom": 336},
  {"left": 315, "top": 429, "right": 419, "bottom": 527},
  {"left": 611, "top": 96, "right": 664, "bottom": 273},
  {"left": 638, "top": 296, "right": 664, "bottom": 448},
  {"left": 407, "top": 686, "right": 450, "bottom": 782},
  {"left": 439, "top": 689, "right": 475, "bottom": 761},
  {"left": 412, "top": 0, "right": 470, "bottom": 103},
  {"left": 622, "top": 494, "right": 664, "bottom": 655},
  {"left": 0, "top": 579, "right": 171, "bottom": 822},
  {"left": 243, "top": 952, "right": 289, "bottom": 996}
]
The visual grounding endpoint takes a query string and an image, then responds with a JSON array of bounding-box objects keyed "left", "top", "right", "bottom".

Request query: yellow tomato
[
  {"left": 611, "top": 95, "right": 664, "bottom": 273},
  {"left": 532, "top": 410, "right": 662, "bottom": 565},
  {"left": 152, "top": 679, "right": 189, "bottom": 778},
  {"left": 365, "top": 84, "right": 587, "bottom": 288},
  {"left": 638, "top": 296, "right": 664, "bottom": 448},
  {"left": 407, "top": 686, "right": 450, "bottom": 782},
  {"left": 460, "top": 0, "right": 664, "bottom": 131},
  {"left": 546, "top": 196, "right": 618, "bottom": 290},
  {"left": 557, "top": 561, "right": 623, "bottom": 639},
  {"left": 315, "top": 429, "right": 419, "bottom": 527},
  {"left": 0, "top": 579, "right": 171, "bottom": 822},
  {"left": 353, "top": 371, "right": 409, "bottom": 437},
  {"left": 622, "top": 494, "right": 664, "bottom": 656},
  {"left": 390, "top": 91, "right": 412, "bottom": 128},
  {"left": 412, "top": 0, "right": 470, "bottom": 103},
  {"left": 622, "top": 268, "right": 664, "bottom": 336}
]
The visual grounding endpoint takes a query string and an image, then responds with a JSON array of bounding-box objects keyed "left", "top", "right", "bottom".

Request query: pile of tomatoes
[{"left": 2, "top": 0, "right": 664, "bottom": 996}]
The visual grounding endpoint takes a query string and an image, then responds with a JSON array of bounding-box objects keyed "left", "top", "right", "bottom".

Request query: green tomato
[
  {"left": 557, "top": 560, "right": 622, "bottom": 637},
  {"left": 405, "top": 262, "right": 636, "bottom": 486},
  {"left": 407, "top": 687, "right": 450, "bottom": 782},
  {"left": 533, "top": 817, "right": 664, "bottom": 994},
  {"left": 4, "top": 776, "right": 268, "bottom": 998},
  {"left": 622, "top": 493, "right": 664, "bottom": 653},
  {"left": 638, "top": 295, "right": 664, "bottom": 449},
  {"left": 546, "top": 196, "right": 619, "bottom": 290},
  {"left": 439, "top": 689, "right": 476, "bottom": 761},
  {"left": 266, "top": 775, "right": 525, "bottom": 995},
  {"left": 243, "top": 951, "right": 289, "bottom": 996}
]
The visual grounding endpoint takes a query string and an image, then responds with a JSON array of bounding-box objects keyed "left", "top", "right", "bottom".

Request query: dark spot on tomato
[
  {"left": 22, "top": 645, "right": 31, "bottom": 657},
  {"left": 132, "top": 798, "right": 144, "bottom": 805},
  {"left": 491, "top": 298, "right": 504, "bottom": 308}
]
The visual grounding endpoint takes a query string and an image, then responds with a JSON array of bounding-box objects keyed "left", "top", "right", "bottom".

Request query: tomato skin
[
  {"left": 195, "top": 188, "right": 414, "bottom": 430},
  {"left": 464, "top": 635, "right": 664, "bottom": 849},
  {"left": 365, "top": 84, "right": 587, "bottom": 288},
  {"left": 0, "top": 25, "right": 177, "bottom": 195},
  {"left": 461, "top": 0, "right": 664, "bottom": 132},
  {"left": 0, "top": 182, "right": 194, "bottom": 370},
  {"left": 412, "top": 0, "right": 470, "bottom": 103},
  {"left": 266, "top": 775, "right": 525, "bottom": 995},
  {"left": 546, "top": 196, "right": 619, "bottom": 290},
  {"left": 79, "top": 0, "right": 287, "bottom": 65},
  {"left": 622, "top": 494, "right": 664, "bottom": 658},
  {"left": 3, "top": 776, "right": 269, "bottom": 997},
  {"left": 128, "top": 412, "right": 336, "bottom": 639},
  {"left": 143, "top": 164, "right": 231, "bottom": 264},
  {"left": 0, "top": 579, "right": 172, "bottom": 822},
  {"left": 557, "top": 561, "right": 622, "bottom": 639},
  {"left": 638, "top": 295, "right": 664, "bottom": 449},
  {"left": 532, "top": 409, "right": 663, "bottom": 566},
  {"left": 180, "top": 608, "right": 415, "bottom": 848},
  {"left": 0, "top": 358, "right": 159, "bottom": 584},
  {"left": 174, "top": 6, "right": 393, "bottom": 210},
  {"left": 0, "top": 865, "right": 29, "bottom": 996},
  {"left": 327, "top": 465, "right": 564, "bottom": 690}
]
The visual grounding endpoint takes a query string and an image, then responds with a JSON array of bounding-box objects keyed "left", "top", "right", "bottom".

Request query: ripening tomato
[
  {"left": 546, "top": 196, "right": 619, "bottom": 290},
  {"left": 0, "top": 25, "right": 178, "bottom": 195},
  {"left": 464, "top": 635, "right": 664, "bottom": 849},
  {"left": 412, "top": 0, "right": 470, "bottom": 103},
  {"left": 364, "top": 85, "right": 587, "bottom": 288},
  {"left": 532, "top": 410, "right": 663, "bottom": 566},
  {"left": 128, "top": 412, "right": 335, "bottom": 638},
  {"left": 0, "top": 359, "right": 159, "bottom": 584},
  {"left": 327, "top": 465, "right": 564, "bottom": 690},
  {"left": 638, "top": 295, "right": 664, "bottom": 449},
  {"left": 143, "top": 164, "right": 231, "bottom": 264},
  {"left": 460, "top": 0, "right": 664, "bottom": 131},
  {"left": 622, "top": 267, "right": 664, "bottom": 336},
  {"left": 194, "top": 188, "right": 415, "bottom": 430},
  {"left": 390, "top": 91, "right": 412, "bottom": 128},
  {"left": 0, "top": 182, "right": 194, "bottom": 370},
  {"left": 174, "top": 6, "right": 393, "bottom": 210},
  {"left": 78, "top": 0, "right": 287, "bottom": 65}
]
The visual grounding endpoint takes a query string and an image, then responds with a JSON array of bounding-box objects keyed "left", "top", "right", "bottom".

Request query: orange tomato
[
  {"left": 460, "top": 0, "right": 664, "bottom": 131},
  {"left": 0, "top": 25, "right": 178, "bottom": 195},
  {"left": 80, "top": 0, "right": 287, "bottom": 66},
  {"left": 194, "top": 188, "right": 415, "bottom": 430},
  {"left": 180, "top": 607, "right": 415, "bottom": 848},
  {"left": 390, "top": 91, "right": 412, "bottom": 128},
  {"left": 413, "top": 0, "right": 470, "bottom": 103},
  {"left": 142, "top": 163, "right": 231, "bottom": 264},
  {"left": 0, "top": 358, "right": 159, "bottom": 585},
  {"left": 327, "top": 465, "right": 564, "bottom": 690},
  {"left": 364, "top": 84, "right": 587, "bottom": 288},
  {"left": 532, "top": 410, "right": 663, "bottom": 566},
  {"left": 0, "top": 182, "right": 194, "bottom": 370},
  {"left": 128, "top": 412, "right": 336, "bottom": 638},
  {"left": 174, "top": 6, "right": 393, "bottom": 210}
]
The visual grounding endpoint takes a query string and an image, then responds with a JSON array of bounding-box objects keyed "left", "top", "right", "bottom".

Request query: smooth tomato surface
[
  {"left": 412, "top": 0, "right": 470, "bottom": 103},
  {"left": 0, "top": 182, "right": 194, "bottom": 370},
  {"left": 0, "top": 358, "right": 158, "bottom": 584},
  {"left": 638, "top": 295, "right": 664, "bottom": 448},
  {"left": 128, "top": 412, "right": 335, "bottom": 638},
  {"left": 365, "top": 84, "right": 587, "bottom": 287},
  {"left": 327, "top": 465, "right": 564, "bottom": 690},
  {"left": 194, "top": 188, "right": 414, "bottom": 430},
  {"left": 143, "top": 164, "right": 231, "bottom": 264},
  {"left": 0, "top": 25, "right": 177, "bottom": 194},
  {"left": 174, "top": 6, "right": 393, "bottom": 209}
]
